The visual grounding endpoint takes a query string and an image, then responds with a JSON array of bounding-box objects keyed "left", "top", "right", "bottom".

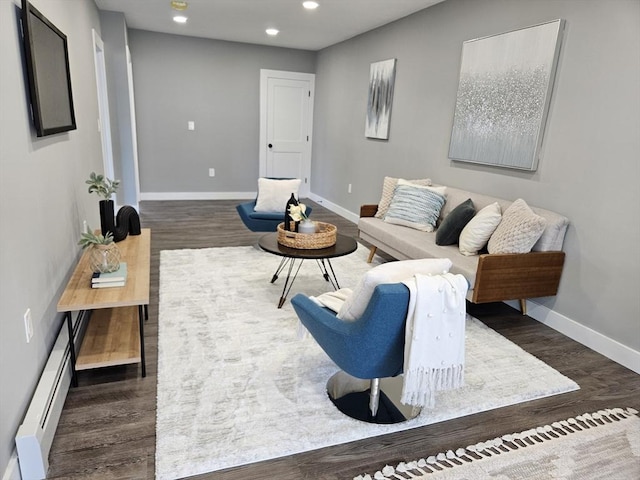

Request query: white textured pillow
[
  {"left": 384, "top": 181, "right": 446, "bottom": 232},
  {"left": 488, "top": 199, "right": 547, "bottom": 254},
  {"left": 254, "top": 178, "right": 301, "bottom": 212},
  {"left": 459, "top": 202, "right": 502, "bottom": 256},
  {"left": 337, "top": 258, "right": 453, "bottom": 321},
  {"left": 375, "top": 177, "right": 432, "bottom": 218}
]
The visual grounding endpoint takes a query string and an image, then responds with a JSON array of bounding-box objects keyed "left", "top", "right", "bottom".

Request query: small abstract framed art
[
  {"left": 448, "top": 20, "right": 565, "bottom": 171},
  {"left": 365, "top": 58, "right": 397, "bottom": 140}
]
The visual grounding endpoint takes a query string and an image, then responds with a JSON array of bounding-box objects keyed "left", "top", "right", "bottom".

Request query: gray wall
[
  {"left": 312, "top": 0, "right": 640, "bottom": 352},
  {"left": 0, "top": 0, "right": 105, "bottom": 474},
  {"left": 128, "top": 30, "right": 316, "bottom": 194}
]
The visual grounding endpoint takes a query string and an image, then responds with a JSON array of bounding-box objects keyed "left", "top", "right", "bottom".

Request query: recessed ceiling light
[
  {"left": 170, "top": 1, "right": 188, "bottom": 11},
  {"left": 266, "top": 28, "right": 279, "bottom": 36},
  {"left": 303, "top": 1, "right": 319, "bottom": 9},
  {"left": 173, "top": 15, "right": 188, "bottom": 24}
]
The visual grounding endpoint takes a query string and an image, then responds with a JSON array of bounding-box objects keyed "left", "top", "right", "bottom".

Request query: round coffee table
[{"left": 258, "top": 232, "right": 358, "bottom": 308}]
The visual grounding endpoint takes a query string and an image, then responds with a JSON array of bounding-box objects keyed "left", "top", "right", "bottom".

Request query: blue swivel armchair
[
  {"left": 291, "top": 283, "right": 415, "bottom": 424},
  {"left": 237, "top": 200, "right": 284, "bottom": 232}
]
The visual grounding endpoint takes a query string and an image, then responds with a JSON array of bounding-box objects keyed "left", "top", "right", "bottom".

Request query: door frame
[
  {"left": 126, "top": 46, "right": 141, "bottom": 210},
  {"left": 259, "top": 69, "right": 315, "bottom": 196},
  {"left": 92, "top": 30, "right": 116, "bottom": 204}
]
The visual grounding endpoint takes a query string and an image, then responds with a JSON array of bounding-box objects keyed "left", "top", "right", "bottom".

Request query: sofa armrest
[
  {"left": 360, "top": 204, "right": 378, "bottom": 218},
  {"left": 472, "top": 251, "right": 565, "bottom": 303}
]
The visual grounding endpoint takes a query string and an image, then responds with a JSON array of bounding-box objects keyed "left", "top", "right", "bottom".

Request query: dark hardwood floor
[{"left": 47, "top": 199, "right": 640, "bottom": 479}]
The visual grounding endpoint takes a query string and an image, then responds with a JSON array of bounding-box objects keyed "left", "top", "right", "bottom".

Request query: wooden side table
[{"left": 57, "top": 229, "right": 151, "bottom": 386}]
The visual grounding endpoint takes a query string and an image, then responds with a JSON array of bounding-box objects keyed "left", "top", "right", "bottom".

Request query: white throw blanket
[{"left": 401, "top": 273, "right": 468, "bottom": 408}]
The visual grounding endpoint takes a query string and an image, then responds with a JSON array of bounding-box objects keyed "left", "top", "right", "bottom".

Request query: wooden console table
[{"left": 57, "top": 229, "right": 150, "bottom": 386}]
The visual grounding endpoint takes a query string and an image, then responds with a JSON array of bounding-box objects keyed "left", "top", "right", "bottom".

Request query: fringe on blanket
[
  {"left": 353, "top": 407, "right": 639, "bottom": 480},
  {"left": 402, "top": 364, "right": 465, "bottom": 408}
]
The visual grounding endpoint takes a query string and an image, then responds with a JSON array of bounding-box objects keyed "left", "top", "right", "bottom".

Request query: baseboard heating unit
[{"left": 15, "top": 312, "right": 87, "bottom": 480}]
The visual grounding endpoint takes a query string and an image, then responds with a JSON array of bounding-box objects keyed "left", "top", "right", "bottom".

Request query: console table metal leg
[
  {"left": 144, "top": 304, "right": 149, "bottom": 321},
  {"left": 65, "top": 311, "right": 78, "bottom": 387},
  {"left": 139, "top": 305, "right": 146, "bottom": 377}
]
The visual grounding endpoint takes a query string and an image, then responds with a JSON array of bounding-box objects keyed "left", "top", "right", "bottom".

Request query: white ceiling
[{"left": 95, "top": 0, "right": 446, "bottom": 51}]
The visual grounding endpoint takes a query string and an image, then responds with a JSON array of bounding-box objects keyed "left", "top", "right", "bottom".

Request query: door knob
[{"left": 268, "top": 143, "right": 273, "bottom": 148}]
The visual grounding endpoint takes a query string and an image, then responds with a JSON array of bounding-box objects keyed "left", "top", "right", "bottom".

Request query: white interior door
[{"left": 260, "top": 70, "right": 314, "bottom": 197}]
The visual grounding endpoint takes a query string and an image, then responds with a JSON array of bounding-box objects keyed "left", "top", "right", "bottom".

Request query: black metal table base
[{"left": 270, "top": 257, "right": 342, "bottom": 308}]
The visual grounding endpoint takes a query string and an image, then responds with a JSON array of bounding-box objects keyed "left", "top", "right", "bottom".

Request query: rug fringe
[{"left": 353, "top": 407, "right": 639, "bottom": 480}]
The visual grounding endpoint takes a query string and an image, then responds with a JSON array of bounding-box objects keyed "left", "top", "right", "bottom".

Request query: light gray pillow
[
  {"left": 375, "top": 177, "right": 432, "bottom": 218},
  {"left": 384, "top": 181, "right": 446, "bottom": 232},
  {"left": 488, "top": 199, "right": 547, "bottom": 254}
]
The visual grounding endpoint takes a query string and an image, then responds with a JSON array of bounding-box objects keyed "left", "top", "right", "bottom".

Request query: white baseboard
[
  {"left": 505, "top": 300, "right": 639, "bottom": 374},
  {"left": 2, "top": 453, "right": 21, "bottom": 480},
  {"left": 140, "top": 191, "right": 255, "bottom": 201},
  {"left": 307, "top": 192, "right": 359, "bottom": 224},
  {"left": 310, "top": 192, "right": 640, "bottom": 375}
]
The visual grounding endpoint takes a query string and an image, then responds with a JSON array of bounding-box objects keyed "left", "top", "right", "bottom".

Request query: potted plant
[
  {"left": 86, "top": 172, "right": 120, "bottom": 237},
  {"left": 78, "top": 225, "right": 120, "bottom": 273}
]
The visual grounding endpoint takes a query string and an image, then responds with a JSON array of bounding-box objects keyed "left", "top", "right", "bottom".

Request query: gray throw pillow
[{"left": 436, "top": 198, "right": 475, "bottom": 246}]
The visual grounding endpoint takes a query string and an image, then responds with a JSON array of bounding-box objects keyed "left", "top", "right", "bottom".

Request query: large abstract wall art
[
  {"left": 449, "top": 20, "right": 565, "bottom": 171},
  {"left": 365, "top": 58, "right": 397, "bottom": 140}
]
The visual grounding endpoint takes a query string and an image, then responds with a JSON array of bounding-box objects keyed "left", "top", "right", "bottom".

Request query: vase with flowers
[{"left": 288, "top": 203, "right": 317, "bottom": 234}]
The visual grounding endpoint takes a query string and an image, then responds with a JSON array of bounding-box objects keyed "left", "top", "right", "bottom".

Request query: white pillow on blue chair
[
  {"left": 254, "top": 178, "right": 301, "bottom": 212},
  {"left": 337, "top": 258, "right": 453, "bottom": 321}
]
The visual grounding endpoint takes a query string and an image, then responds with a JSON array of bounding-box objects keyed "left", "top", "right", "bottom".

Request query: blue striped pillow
[{"left": 384, "top": 184, "right": 446, "bottom": 232}]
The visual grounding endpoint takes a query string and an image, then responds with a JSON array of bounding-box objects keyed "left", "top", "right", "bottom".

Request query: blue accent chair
[
  {"left": 236, "top": 200, "right": 312, "bottom": 232},
  {"left": 291, "top": 283, "right": 411, "bottom": 422}
]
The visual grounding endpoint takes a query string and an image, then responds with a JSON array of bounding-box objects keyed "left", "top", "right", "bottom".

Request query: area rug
[
  {"left": 156, "top": 245, "right": 579, "bottom": 480},
  {"left": 355, "top": 407, "right": 640, "bottom": 479}
]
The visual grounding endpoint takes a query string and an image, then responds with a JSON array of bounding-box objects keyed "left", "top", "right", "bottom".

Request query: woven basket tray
[{"left": 277, "top": 222, "right": 337, "bottom": 249}]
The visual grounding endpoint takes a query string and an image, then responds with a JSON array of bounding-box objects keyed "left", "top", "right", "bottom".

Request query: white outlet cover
[{"left": 188, "top": 121, "right": 195, "bottom": 131}]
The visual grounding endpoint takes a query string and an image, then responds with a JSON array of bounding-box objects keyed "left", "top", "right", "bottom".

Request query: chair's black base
[
  {"left": 326, "top": 371, "right": 421, "bottom": 424},
  {"left": 329, "top": 390, "right": 406, "bottom": 424}
]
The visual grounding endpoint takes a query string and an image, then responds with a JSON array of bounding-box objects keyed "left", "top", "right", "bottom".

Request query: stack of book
[{"left": 91, "top": 262, "right": 127, "bottom": 288}]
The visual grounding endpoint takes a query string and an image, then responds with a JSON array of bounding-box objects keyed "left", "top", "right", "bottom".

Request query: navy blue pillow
[{"left": 435, "top": 199, "right": 476, "bottom": 246}]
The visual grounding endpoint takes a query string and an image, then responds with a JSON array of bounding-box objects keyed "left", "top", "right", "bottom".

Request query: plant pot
[
  {"left": 298, "top": 219, "right": 317, "bottom": 234},
  {"left": 90, "top": 243, "right": 121, "bottom": 273},
  {"left": 99, "top": 199, "right": 116, "bottom": 237}
]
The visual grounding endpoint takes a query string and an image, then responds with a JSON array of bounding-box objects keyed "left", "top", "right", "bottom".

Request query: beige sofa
[{"left": 358, "top": 185, "right": 569, "bottom": 314}]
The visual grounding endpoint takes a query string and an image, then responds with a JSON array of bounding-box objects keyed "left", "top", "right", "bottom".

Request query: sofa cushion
[
  {"left": 337, "top": 258, "right": 453, "bottom": 321},
  {"left": 384, "top": 181, "right": 446, "bottom": 232},
  {"left": 488, "top": 199, "right": 546, "bottom": 254},
  {"left": 358, "top": 217, "right": 480, "bottom": 289},
  {"left": 436, "top": 198, "right": 475, "bottom": 246},
  {"left": 458, "top": 202, "right": 502, "bottom": 256},
  {"left": 254, "top": 178, "right": 301, "bottom": 212},
  {"left": 375, "top": 177, "right": 432, "bottom": 218}
]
